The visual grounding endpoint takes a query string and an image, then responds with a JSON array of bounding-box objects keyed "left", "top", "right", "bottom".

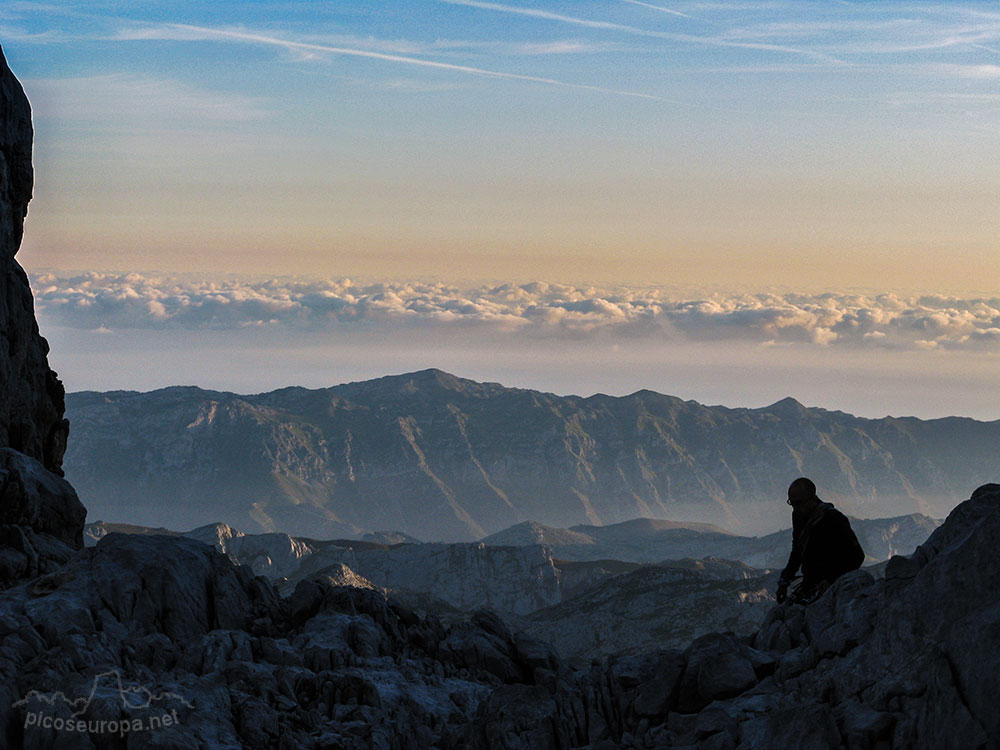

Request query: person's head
[{"left": 787, "top": 477, "right": 819, "bottom": 512}]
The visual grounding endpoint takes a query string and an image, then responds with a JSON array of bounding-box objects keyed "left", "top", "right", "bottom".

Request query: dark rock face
[
  {"left": 0, "top": 449, "right": 85, "bottom": 549},
  {"left": 0, "top": 448, "right": 85, "bottom": 588},
  {"left": 0, "top": 48, "right": 83, "bottom": 593},
  {"left": 0, "top": 46, "right": 68, "bottom": 477}
]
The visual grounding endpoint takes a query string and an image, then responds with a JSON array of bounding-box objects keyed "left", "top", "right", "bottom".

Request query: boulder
[
  {"left": 0, "top": 449, "right": 85, "bottom": 549},
  {"left": 678, "top": 633, "right": 758, "bottom": 712}
]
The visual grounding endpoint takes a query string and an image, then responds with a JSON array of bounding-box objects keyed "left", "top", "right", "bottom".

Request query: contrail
[
  {"left": 166, "top": 23, "right": 667, "bottom": 101},
  {"left": 439, "top": 0, "right": 845, "bottom": 63},
  {"left": 620, "top": 0, "right": 696, "bottom": 20}
]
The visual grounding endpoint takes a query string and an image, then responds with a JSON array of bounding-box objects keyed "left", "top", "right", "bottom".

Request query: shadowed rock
[
  {"left": 0, "top": 47, "right": 83, "bottom": 595},
  {"left": 0, "top": 45, "right": 69, "bottom": 476}
]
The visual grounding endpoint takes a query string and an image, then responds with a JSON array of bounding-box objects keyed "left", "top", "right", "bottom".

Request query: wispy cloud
[
  {"left": 621, "top": 0, "right": 696, "bottom": 20},
  {"left": 26, "top": 73, "right": 271, "bottom": 123},
  {"left": 0, "top": 24, "right": 80, "bottom": 43},
  {"left": 112, "top": 22, "right": 664, "bottom": 101},
  {"left": 439, "top": 0, "right": 844, "bottom": 62},
  {"left": 31, "top": 272, "right": 1000, "bottom": 352},
  {"left": 505, "top": 39, "right": 624, "bottom": 55},
  {"left": 114, "top": 26, "right": 611, "bottom": 58},
  {"left": 362, "top": 77, "right": 470, "bottom": 93},
  {"left": 925, "top": 63, "right": 1000, "bottom": 78}
]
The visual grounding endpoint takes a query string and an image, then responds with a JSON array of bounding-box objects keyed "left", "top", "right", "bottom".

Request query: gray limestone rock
[{"left": 678, "top": 633, "right": 758, "bottom": 712}]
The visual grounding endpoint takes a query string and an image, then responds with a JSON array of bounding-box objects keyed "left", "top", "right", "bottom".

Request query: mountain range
[{"left": 64, "top": 369, "right": 993, "bottom": 540}]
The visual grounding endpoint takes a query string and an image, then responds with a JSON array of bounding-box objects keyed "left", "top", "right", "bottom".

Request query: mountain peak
[
  {"left": 362, "top": 368, "right": 471, "bottom": 393},
  {"left": 762, "top": 396, "right": 809, "bottom": 417},
  {"left": 408, "top": 368, "right": 464, "bottom": 387}
]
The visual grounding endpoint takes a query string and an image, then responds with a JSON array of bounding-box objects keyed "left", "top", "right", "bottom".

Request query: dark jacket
[{"left": 779, "top": 501, "right": 865, "bottom": 587}]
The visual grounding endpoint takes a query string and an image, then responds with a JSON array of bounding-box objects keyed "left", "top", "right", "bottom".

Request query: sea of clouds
[{"left": 30, "top": 272, "right": 1000, "bottom": 351}]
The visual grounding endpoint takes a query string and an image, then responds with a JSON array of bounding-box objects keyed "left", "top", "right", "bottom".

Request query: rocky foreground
[{"left": 0, "top": 481, "right": 996, "bottom": 748}]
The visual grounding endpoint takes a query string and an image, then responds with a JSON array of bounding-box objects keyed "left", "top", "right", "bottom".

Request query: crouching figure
[{"left": 776, "top": 477, "right": 865, "bottom": 606}]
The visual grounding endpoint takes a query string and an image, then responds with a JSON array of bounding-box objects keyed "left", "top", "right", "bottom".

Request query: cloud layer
[{"left": 30, "top": 272, "right": 1000, "bottom": 351}]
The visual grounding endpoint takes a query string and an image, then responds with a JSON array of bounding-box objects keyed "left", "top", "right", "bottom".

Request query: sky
[{"left": 2, "top": 1, "right": 999, "bottom": 418}]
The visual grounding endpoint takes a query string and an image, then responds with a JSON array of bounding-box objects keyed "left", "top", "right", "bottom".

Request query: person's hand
[{"left": 776, "top": 581, "right": 788, "bottom": 604}]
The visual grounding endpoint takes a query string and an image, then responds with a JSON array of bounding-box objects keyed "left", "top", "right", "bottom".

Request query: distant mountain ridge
[
  {"left": 65, "top": 368, "right": 997, "bottom": 540},
  {"left": 482, "top": 513, "right": 941, "bottom": 567}
]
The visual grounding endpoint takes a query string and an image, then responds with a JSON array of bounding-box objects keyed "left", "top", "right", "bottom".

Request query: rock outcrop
[
  {"left": 520, "top": 561, "right": 774, "bottom": 661},
  {"left": 0, "top": 47, "right": 85, "bottom": 592},
  {"left": 0, "top": 46, "right": 69, "bottom": 477},
  {"left": 0, "top": 533, "right": 563, "bottom": 749},
  {"left": 465, "top": 483, "right": 1000, "bottom": 749},
  {"left": 349, "top": 543, "right": 562, "bottom": 617},
  {"left": 83, "top": 516, "right": 936, "bottom": 665}
]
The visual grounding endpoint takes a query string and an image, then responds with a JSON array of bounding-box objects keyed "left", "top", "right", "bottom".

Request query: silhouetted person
[{"left": 775, "top": 477, "right": 865, "bottom": 605}]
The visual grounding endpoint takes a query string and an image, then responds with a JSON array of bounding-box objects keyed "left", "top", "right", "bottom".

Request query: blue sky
[
  {"left": 3, "top": 2, "right": 999, "bottom": 415},
  {"left": 4, "top": 0, "right": 998, "bottom": 287}
]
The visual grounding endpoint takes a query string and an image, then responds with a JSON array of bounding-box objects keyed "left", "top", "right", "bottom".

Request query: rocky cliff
[
  {"left": 63, "top": 371, "right": 995, "bottom": 541},
  {"left": 0, "top": 46, "right": 68, "bottom": 477},
  {"left": 518, "top": 561, "right": 775, "bottom": 661},
  {"left": 0, "top": 46, "right": 85, "bottom": 589},
  {"left": 88, "top": 521, "right": 571, "bottom": 617}
]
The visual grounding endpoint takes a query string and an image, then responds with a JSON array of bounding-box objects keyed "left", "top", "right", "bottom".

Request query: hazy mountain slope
[
  {"left": 483, "top": 512, "right": 940, "bottom": 565},
  {"left": 65, "top": 369, "right": 995, "bottom": 540}
]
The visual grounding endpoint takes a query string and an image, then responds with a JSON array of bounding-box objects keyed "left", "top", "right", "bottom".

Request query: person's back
[{"left": 777, "top": 478, "right": 865, "bottom": 605}]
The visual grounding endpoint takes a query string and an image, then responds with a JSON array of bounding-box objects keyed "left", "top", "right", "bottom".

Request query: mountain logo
[{"left": 14, "top": 669, "right": 194, "bottom": 717}]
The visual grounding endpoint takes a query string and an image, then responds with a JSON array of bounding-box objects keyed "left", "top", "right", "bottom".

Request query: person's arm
[{"left": 776, "top": 518, "right": 802, "bottom": 603}]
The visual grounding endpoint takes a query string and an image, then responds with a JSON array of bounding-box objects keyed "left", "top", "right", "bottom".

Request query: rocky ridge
[
  {"left": 517, "top": 562, "right": 775, "bottom": 661},
  {"left": 80, "top": 511, "right": 939, "bottom": 662},
  {"left": 78, "top": 513, "right": 937, "bottom": 666}
]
